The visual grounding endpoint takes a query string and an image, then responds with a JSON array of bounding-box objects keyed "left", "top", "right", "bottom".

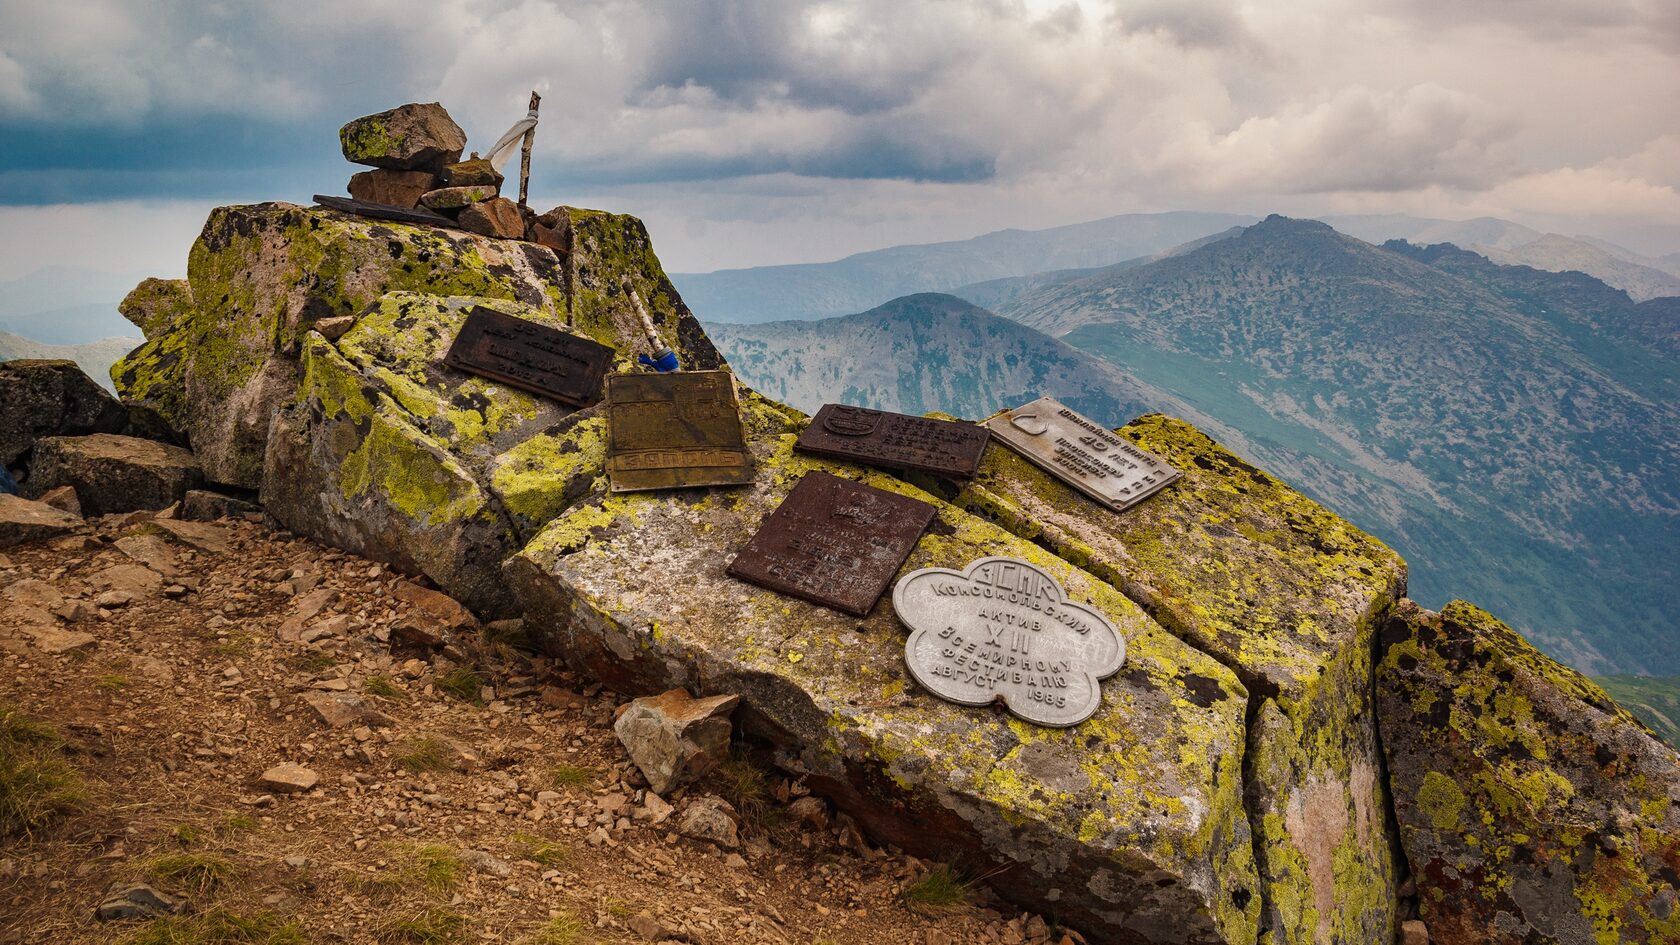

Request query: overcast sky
[{"left": 2, "top": 0, "right": 1678, "bottom": 279}]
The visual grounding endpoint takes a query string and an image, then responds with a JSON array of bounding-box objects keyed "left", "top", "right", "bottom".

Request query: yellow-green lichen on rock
[
  {"left": 263, "top": 334, "right": 519, "bottom": 614},
  {"left": 506, "top": 435, "right": 1260, "bottom": 944},
  {"left": 1377, "top": 599, "right": 1680, "bottom": 945},
  {"left": 124, "top": 201, "right": 573, "bottom": 487},
  {"left": 117, "top": 277, "right": 194, "bottom": 340},
  {"left": 941, "top": 413, "right": 1407, "bottom": 944}
]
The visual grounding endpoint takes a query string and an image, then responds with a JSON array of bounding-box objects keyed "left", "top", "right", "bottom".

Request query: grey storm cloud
[{"left": 0, "top": 0, "right": 1675, "bottom": 270}]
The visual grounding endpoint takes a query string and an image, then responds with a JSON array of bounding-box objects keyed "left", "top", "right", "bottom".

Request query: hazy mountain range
[
  {"left": 675, "top": 211, "right": 1680, "bottom": 322},
  {"left": 708, "top": 217, "right": 1679, "bottom": 676},
  {"left": 0, "top": 331, "right": 137, "bottom": 392}
]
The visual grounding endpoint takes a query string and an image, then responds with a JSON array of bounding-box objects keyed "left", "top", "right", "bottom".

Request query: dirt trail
[{"left": 0, "top": 513, "right": 1078, "bottom": 945}]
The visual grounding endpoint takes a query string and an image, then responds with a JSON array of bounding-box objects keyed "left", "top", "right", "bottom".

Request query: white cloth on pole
[{"left": 485, "top": 106, "right": 539, "bottom": 171}]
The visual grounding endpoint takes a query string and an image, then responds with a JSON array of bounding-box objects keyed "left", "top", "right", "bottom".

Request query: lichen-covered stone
[
  {"left": 339, "top": 103, "right": 465, "bottom": 173},
  {"left": 0, "top": 359, "right": 129, "bottom": 470},
  {"left": 1378, "top": 600, "right": 1680, "bottom": 945},
  {"left": 420, "top": 186, "right": 498, "bottom": 211},
  {"left": 347, "top": 168, "right": 437, "bottom": 209},
  {"left": 939, "top": 414, "right": 1407, "bottom": 945},
  {"left": 507, "top": 436, "right": 1260, "bottom": 944},
  {"left": 115, "top": 202, "right": 574, "bottom": 487},
  {"left": 117, "top": 278, "right": 193, "bottom": 339}
]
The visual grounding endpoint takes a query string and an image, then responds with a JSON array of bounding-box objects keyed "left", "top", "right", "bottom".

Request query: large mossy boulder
[
  {"left": 110, "top": 201, "right": 726, "bottom": 491},
  {"left": 1378, "top": 600, "right": 1680, "bottom": 945},
  {"left": 932, "top": 414, "right": 1408, "bottom": 945},
  {"left": 507, "top": 436, "right": 1261, "bottom": 944}
]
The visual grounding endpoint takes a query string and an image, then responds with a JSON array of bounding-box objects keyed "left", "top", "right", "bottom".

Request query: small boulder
[
  {"left": 38, "top": 485, "right": 81, "bottom": 516},
  {"left": 180, "top": 489, "right": 260, "bottom": 522},
  {"left": 312, "top": 316, "right": 358, "bottom": 341},
  {"left": 339, "top": 103, "right": 466, "bottom": 173},
  {"left": 258, "top": 762, "right": 319, "bottom": 793},
  {"left": 347, "top": 168, "right": 438, "bottom": 208},
  {"left": 118, "top": 278, "right": 194, "bottom": 340},
  {"left": 419, "top": 185, "right": 498, "bottom": 211},
  {"left": 392, "top": 581, "right": 478, "bottom": 631},
  {"left": 1379, "top": 600, "right": 1680, "bottom": 945},
  {"left": 613, "top": 689, "right": 740, "bottom": 795},
  {"left": 25, "top": 434, "right": 202, "bottom": 515},
  {"left": 457, "top": 197, "right": 526, "bottom": 240},
  {"left": 0, "top": 359, "right": 129, "bottom": 470},
  {"left": 94, "top": 882, "right": 183, "bottom": 921},
  {"left": 302, "top": 691, "right": 392, "bottom": 729},
  {"left": 677, "top": 795, "right": 739, "bottom": 849},
  {"left": 0, "top": 494, "right": 82, "bottom": 548},
  {"left": 440, "top": 157, "right": 503, "bottom": 188}
]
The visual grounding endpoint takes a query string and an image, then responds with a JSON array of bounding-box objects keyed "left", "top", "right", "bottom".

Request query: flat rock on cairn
[
  {"left": 420, "top": 185, "right": 498, "bottom": 211},
  {"left": 339, "top": 102, "right": 465, "bottom": 173},
  {"left": 457, "top": 196, "right": 525, "bottom": 239},
  {"left": 25, "top": 433, "right": 202, "bottom": 515},
  {"left": 347, "top": 168, "right": 437, "bottom": 209},
  {"left": 613, "top": 688, "right": 741, "bottom": 795},
  {"left": 0, "top": 494, "right": 83, "bottom": 548},
  {"left": 1378, "top": 600, "right": 1680, "bottom": 945},
  {"left": 0, "top": 359, "right": 128, "bottom": 470}
]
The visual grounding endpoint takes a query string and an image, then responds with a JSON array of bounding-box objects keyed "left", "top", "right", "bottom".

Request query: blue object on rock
[
  {"left": 639, "top": 348, "right": 680, "bottom": 373},
  {"left": 0, "top": 467, "right": 18, "bottom": 496}
]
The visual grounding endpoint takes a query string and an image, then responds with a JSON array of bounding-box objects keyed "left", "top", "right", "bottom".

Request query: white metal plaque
[
  {"left": 983, "top": 397, "right": 1180, "bottom": 513},
  {"left": 893, "top": 557, "right": 1126, "bottom": 727}
]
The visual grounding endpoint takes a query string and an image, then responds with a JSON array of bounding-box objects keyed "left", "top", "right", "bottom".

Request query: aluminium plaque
[
  {"left": 893, "top": 556, "right": 1126, "bottom": 727},
  {"left": 727, "top": 471, "right": 937, "bottom": 617},
  {"left": 444, "top": 306, "right": 614, "bottom": 407},
  {"left": 984, "top": 397, "right": 1180, "bottom": 513},
  {"left": 605, "top": 370, "right": 755, "bottom": 492},
  {"left": 795, "top": 405, "right": 991, "bottom": 478}
]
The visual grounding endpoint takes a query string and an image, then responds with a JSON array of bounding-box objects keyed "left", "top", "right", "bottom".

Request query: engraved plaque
[
  {"left": 444, "top": 306, "right": 614, "bottom": 407},
  {"left": 795, "top": 405, "right": 991, "bottom": 478},
  {"left": 727, "top": 471, "right": 937, "bottom": 616},
  {"left": 984, "top": 397, "right": 1180, "bottom": 512},
  {"left": 606, "top": 370, "right": 755, "bottom": 491},
  {"left": 894, "top": 556, "right": 1125, "bottom": 727}
]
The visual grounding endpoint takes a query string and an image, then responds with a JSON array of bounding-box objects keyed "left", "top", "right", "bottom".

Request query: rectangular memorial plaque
[
  {"left": 984, "top": 397, "right": 1180, "bottom": 513},
  {"left": 605, "top": 370, "right": 755, "bottom": 492},
  {"left": 794, "top": 405, "right": 991, "bottom": 478},
  {"left": 727, "top": 471, "right": 937, "bottom": 616},
  {"left": 444, "top": 306, "right": 615, "bottom": 408}
]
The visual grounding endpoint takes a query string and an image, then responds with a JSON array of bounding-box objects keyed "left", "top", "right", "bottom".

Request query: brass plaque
[
  {"left": 795, "top": 405, "right": 991, "bottom": 478},
  {"left": 605, "top": 371, "right": 755, "bottom": 492},
  {"left": 727, "top": 471, "right": 936, "bottom": 616},
  {"left": 444, "top": 306, "right": 614, "bottom": 407},
  {"left": 984, "top": 397, "right": 1180, "bottom": 512}
]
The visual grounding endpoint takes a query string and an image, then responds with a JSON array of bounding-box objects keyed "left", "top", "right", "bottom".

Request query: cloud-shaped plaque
[{"left": 892, "top": 556, "right": 1126, "bottom": 727}]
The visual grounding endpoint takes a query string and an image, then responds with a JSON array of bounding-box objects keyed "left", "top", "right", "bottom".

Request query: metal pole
[{"left": 518, "top": 91, "right": 540, "bottom": 211}]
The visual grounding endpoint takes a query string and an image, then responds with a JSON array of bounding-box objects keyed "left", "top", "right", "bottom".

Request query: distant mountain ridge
[
  {"left": 672, "top": 211, "right": 1257, "bottom": 323},
  {"left": 992, "top": 215, "right": 1677, "bottom": 674},
  {"left": 0, "top": 331, "right": 139, "bottom": 392}
]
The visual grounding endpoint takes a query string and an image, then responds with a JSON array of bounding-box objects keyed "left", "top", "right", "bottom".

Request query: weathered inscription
[
  {"left": 893, "top": 556, "right": 1125, "bottom": 727},
  {"left": 444, "top": 306, "right": 614, "bottom": 407},
  {"left": 605, "top": 370, "right": 755, "bottom": 492},
  {"left": 983, "top": 397, "right": 1180, "bottom": 512},
  {"left": 727, "top": 471, "right": 937, "bottom": 616},
  {"left": 794, "top": 404, "right": 991, "bottom": 478}
]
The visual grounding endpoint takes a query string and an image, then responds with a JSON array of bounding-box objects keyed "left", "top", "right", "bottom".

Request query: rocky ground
[{"left": 1, "top": 509, "right": 1076, "bottom": 945}]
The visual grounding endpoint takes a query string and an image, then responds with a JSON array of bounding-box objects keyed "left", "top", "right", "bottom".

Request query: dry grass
[
  {"left": 394, "top": 737, "right": 452, "bottom": 773},
  {"left": 375, "top": 907, "right": 469, "bottom": 944},
  {"left": 902, "top": 863, "right": 971, "bottom": 913},
  {"left": 122, "top": 910, "right": 307, "bottom": 945},
  {"left": 147, "top": 851, "right": 237, "bottom": 895},
  {"left": 0, "top": 704, "right": 85, "bottom": 837}
]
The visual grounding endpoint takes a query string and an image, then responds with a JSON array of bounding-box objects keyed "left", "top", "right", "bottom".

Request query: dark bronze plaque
[
  {"left": 794, "top": 405, "right": 991, "bottom": 478},
  {"left": 728, "top": 471, "right": 936, "bottom": 616},
  {"left": 444, "top": 307, "right": 614, "bottom": 408},
  {"left": 605, "top": 370, "right": 755, "bottom": 492},
  {"left": 314, "top": 194, "right": 459, "bottom": 229}
]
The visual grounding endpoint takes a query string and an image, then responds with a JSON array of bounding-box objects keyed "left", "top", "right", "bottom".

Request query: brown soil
[{"left": 0, "top": 513, "right": 1079, "bottom": 945}]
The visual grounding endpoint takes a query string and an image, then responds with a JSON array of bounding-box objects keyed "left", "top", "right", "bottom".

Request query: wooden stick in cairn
[{"left": 518, "top": 91, "right": 541, "bottom": 211}]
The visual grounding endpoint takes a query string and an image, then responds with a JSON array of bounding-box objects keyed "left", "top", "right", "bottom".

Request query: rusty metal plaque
[
  {"left": 727, "top": 471, "right": 936, "bottom": 616},
  {"left": 795, "top": 405, "right": 991, "bottom": 478},
  {"left": 894, "top": 556, "right": 1125, "bottom": 727},
  {"left": 984, "top": 397, "right": 1180, "bottom": 513},
  {"left": 606, "top": 370, "right": 755, "bottom": 492},
  {"left": 444, "top": 306, "right": 614, "bottom": 407}
]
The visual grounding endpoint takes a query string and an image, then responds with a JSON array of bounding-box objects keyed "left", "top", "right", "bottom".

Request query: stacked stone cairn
[{"left": 338, "top": 102, "right": 564, "bottom": 249}]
